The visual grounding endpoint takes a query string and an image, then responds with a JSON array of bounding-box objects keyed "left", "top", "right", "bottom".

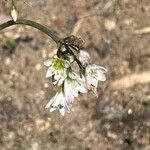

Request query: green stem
[
  {"left": 0, "top": 18, "right": 60, "bottom": 44},
  {"left": 11, "top": 0, "right": 14, "bottom": 6}
]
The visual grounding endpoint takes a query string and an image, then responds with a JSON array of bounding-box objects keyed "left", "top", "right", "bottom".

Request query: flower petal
[
  {"left": 59, "top": 107, "right": 66, "bottom": 116},
  {"left": 96, "top": 72, "right": 106, "bottom": 81},
  {"left": 44, "top": 59, "right": 52, "bottom": 67},
  {"left": 97, "top": 66, "right": 108, "bottom": 73},
  {"left": 45, "top": 93, "right": 58, "bottom": 108},
  {"left": 46, "top": 66, "right": 54, "bottom": 78},
  {"left": 50, "top": 107, "right": 56, "bottom": 112}
]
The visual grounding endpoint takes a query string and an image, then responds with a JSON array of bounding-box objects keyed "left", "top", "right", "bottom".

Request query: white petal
[
  {"left": 91, "top": 78, "right": 98, "bottom": 87},
  {"left": 54, "top": 71, "right": 62, "bottom": 80},
  {"left": 87, "top": 76, "right": 98, "bottom": 87},
  {"left": 57, "top": 75, "right": 67, "bottom": 86},
  {"left": 96, "top": 72, "right": 106, "bottom": 81},
  {"left": 66, "top": 94, "right": 75, "bottom": 104},
  {"left": 54, "top": 74, "right": 60, "bottom": 81},
  {"left": 70, "top": 86, "right": 78, "bottom": 97},
  {"left": 85, "top": 65, "right": 91, "bottom": 73},
  {"left": 50, "top": 107, "right": 56, "bottom": 112},
  {"left": 97, "top": 66, "right": 108, "bottom": 73},
  {"left": 78, "top": 84, "right": 87, "bottom": 93},
  {"left": 70, "top": 81, "right": 78, "bottom": 97},
  {"left": 59, "top": 93, "right": 65, "bottom": 104},
  {"left": 46, "top": 66, "right": 54, "bottom": 78},
  {"left": 64, "top": 80, "right": 75, "bottom": 99},
  {"left": 51, "top": 94, "right": 62, "bottom": 107},
  {"left": 59, "top": 107, "right": 66, "bottom": 116},
  {"left": 45, "top": 93, "right": 58, "bottom": 108},
  {"left": 86, "top": 76, "right": 91, "bottom": 84},
  {"left": 44, "top": 59, "right": 52, "bottom": 67}
]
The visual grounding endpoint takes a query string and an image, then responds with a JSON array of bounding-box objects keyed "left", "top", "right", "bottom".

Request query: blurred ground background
[{"left": 0, "top": 0, "right": 150, "bottom": 150}]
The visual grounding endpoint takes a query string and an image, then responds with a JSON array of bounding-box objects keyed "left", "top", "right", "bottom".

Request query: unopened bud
[
  {"left": 11, "top": 6, "right": 18, "bottom": 22},
  {"left": 78, "top": 50, "right": 90, "bottom": 66}
]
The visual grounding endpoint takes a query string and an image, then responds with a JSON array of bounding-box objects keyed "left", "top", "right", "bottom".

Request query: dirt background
[{"left": 0, "top": 0, "right": 150, "bottom": 150}]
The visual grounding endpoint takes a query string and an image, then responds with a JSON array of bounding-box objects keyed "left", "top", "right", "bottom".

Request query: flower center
[
  {"left": 91, "top": 69, "right": 97, "bottom": 76},
  {"left": 53, "top": 59, "right": 65, "bottom": 70}
]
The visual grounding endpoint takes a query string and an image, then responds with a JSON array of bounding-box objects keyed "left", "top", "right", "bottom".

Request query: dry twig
[{"left": 133, "top": 27, "right": 150, "bottom": 35}]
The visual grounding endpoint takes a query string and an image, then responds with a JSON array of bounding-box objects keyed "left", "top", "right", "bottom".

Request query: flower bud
[
  {"left": 78, "top": 50, "right": 90, "bottom": 66},
  {"left": 11, "top": 6, "right": 18, "bottom": 22}
]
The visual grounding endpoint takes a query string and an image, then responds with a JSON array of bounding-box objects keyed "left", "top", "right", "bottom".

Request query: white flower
[
  {"left": 44, "top": 57, "right": 69, "bottom": 86},
  {"left": 11, "top": 6, "right": 18, "bottom": 22},
  {"left": 64, "top": 72, "right": 87, "bottom": 105},
  {"left": 85, "top": 64, "right": 107, "bottom": 88},
  {"left": 78, "top": 50, "right": 90, "bottom": 65},
  {"left": 45, "top": 91, "right": 71, "bottom": 116},
  {"left": 45, "top": 72, "right": 87, "bottom": 116}
]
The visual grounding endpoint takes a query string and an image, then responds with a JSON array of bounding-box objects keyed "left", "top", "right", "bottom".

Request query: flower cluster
[{"left": 44, "top": 36, "right": 107, "bottom": 116}]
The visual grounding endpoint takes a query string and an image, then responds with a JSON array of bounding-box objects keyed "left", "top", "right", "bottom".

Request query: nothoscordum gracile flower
[
  {"left": 45, "top": 72, "right": 87, "bottom": 116},
  {"left": 44, "top": 57, "right": 70, "bottom": 86},
  {"left": 64, "top": 72, "right": 87, "bottom": 102},
  {"left": 85, "top": 64, "right": 107, "bottom": 88},
  {"left": 45, "top": 90, "right": 71, "bottom": 116},
  {"left": 44, "top": 35, "right": 107, "bottom": 116}
]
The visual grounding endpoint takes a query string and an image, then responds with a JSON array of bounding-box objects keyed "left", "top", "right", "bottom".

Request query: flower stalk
[{"left": 0, "top": 18, "right": 60, "bottom": 44}]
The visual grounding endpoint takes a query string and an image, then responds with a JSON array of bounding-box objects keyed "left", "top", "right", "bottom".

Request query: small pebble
[
  {"left": 44, "top": 83, "right": 49, "bottom": 88},
  {"left": 128, "top": 108, "right": 133, "bottom": 115},
  {"left": 35, "top": 63, "right": 42, "bottom": 71},
  {"left": 104, "top": 19, "right": 116, "bottom": 31},
  {"left": 5, "top": 57, "right": 11, "bottom": 65}
]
